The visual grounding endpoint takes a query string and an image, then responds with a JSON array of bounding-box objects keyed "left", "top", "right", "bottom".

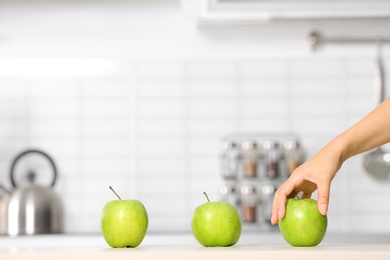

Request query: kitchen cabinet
[{"left": 182, "top": 0, "right": 390, "bottom": 24}]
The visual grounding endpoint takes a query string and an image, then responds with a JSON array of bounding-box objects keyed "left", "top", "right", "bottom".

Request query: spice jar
[
  {"left": 220, "top": 140, "right": 240, "bottom": 180},
  {"left": 262, "top": 140, "right": 281, "bottom": 179},
  {"left": 241, "top": 141, "right": 259, "bottom": 178},
  {"left": 260, "top": 184, "right": 276, "bottom": 223},
  {"left": 240, "top": 185, "right": 257, "bottom": 223},
  {"left": 284, "top": 140, "right": 305, "bottom": 176},
  {"left": 219, "top": 184, "right": 238, "bottom": 207}
]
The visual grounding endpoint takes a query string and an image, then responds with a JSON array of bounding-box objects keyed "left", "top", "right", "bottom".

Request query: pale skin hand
[
  {"left": 271, "top": 97, "right": 390, "bottom": 225},
  {"left": 271, "top": 143, "right": 342, "bottom": 225}
]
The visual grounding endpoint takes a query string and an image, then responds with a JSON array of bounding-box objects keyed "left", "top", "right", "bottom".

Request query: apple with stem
[
  {"left": 101, "top": 186, "right": 148, "bottom": 248},
  {"left": 278, "top": 198, "right": 327, "bottom": 247},
  {"left": 191, "top": 192, "right": 242, "bottom": 247}
]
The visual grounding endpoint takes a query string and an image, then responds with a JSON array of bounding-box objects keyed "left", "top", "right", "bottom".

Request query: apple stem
[
  {"left": 109, "top": 186, "right": 122, "bottom": 200},
  {"left": 203, "top": 192, "right": 210, "bottom": 202}
]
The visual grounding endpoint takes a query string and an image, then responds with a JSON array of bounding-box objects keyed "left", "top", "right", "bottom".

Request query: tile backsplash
[{"left": 0, "top": 57, "right": 389, "bottom": 234}]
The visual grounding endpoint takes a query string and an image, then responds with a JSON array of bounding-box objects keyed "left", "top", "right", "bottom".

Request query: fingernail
[{"left": 320, "top": 204, "right": 327, "bottom": 215}]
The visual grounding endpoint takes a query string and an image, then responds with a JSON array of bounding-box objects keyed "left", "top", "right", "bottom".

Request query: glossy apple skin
[
  {"left": 101, "top": 200, "right": 148, "bottom": 248},
  {"left": 279, "top": 198, "right": 327, "bottom": 247},
  {"left": 191, "top": 201, "right": 242, "bottom": 247}
]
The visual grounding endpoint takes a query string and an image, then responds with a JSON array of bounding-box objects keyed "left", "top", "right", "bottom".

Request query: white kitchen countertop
[{"left": 1, "top": 232, "right": 390, "bottom": 260}]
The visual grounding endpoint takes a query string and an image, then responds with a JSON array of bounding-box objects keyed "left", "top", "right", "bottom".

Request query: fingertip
[
  {"left": 271, "top": 211, "right": 283, "bottom": 225},
  {"left": 271, "top": 215, "right": 277, "bottom": 225},
  {"left": 317, "top": 189, "right": 329, "bottom": 215},
  {"left": 271, "top": 207, "right": 278, "bottom": 225},
  {"left": 319, "top": 203, "right": 328, "bottom": 215}
]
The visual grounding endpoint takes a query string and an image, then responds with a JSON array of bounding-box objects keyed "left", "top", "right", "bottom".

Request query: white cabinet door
[{"left": 182, "top": 0, "right": 390, "bottom": 24}]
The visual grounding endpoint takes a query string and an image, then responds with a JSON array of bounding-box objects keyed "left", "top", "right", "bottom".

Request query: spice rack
[{"left": 218, "top": 133, "right": 305, "bottom": 231}]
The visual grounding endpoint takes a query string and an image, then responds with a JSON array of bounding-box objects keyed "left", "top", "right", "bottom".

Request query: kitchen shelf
[{"left": 309, "top": 31, "right": 390, "bottom": 51}]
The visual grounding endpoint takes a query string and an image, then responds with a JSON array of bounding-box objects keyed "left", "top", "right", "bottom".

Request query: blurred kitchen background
[{"left": 0, "top": 0, "right": 390, "bottom": 234}]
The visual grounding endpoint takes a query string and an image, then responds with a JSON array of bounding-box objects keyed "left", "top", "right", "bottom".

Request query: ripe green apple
[
  {"left": 191, "top": 192, "right": 242, "bottom": 247},
  {"left": 101, "top": 186, "right": 148, "bottom": 248},
  {"left": 279, "top": 198, "right": 327, "bottom": 247}
]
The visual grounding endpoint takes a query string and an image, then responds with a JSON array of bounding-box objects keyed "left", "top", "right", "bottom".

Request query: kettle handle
[{"left": 10, "top": 149, "right": 58, "bottom": 188}]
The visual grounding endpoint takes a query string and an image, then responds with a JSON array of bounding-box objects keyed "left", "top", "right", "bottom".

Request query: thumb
[{"left": 317, "top": 183, "right": 330, "bottom": 215}]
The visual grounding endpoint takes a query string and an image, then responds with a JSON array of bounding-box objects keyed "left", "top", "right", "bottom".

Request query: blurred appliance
[
  {"left": 0, "top": 149, "right": 63, "bottom": 236},
  {"left": 219, "top": 134, "right": 304, "bottom": 231}
]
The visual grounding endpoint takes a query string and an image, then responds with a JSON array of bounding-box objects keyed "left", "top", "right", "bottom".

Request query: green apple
[
  {"left": 279, "top": 198, "right": 327, "bottom": 247},
  {"left": 101, "top": 186, "right": 148, "bottom": 248},
  {"left": 191, "top": 192, "right": 241, "bottom": 247}
]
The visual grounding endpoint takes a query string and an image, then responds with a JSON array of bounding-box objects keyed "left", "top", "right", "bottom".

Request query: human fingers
[
  {"left": 271, "top": 193, "right": 285, "bottom": 225},
  {"left": 316, "top": 181, "right": 330, "bottom": 215},
  {"left": 271, "top": 181, "right": 295, "bottom": 225}
]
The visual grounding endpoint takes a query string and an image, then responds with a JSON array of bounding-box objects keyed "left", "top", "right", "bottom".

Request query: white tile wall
[{"left": 0, "top": 56, "right": 389, "bottom": 234}]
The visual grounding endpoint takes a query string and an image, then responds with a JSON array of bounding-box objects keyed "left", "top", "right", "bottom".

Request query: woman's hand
[
  {"left": 271, "top": 98, "right": 390, "bottom": 225},
  {"left": 271, "top": 145, "right": 342, "bottom": 225}
]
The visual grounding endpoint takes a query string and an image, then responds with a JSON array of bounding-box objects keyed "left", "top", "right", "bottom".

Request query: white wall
[{"left": 0, "top": 0, "right": 389, "bottom": 234}]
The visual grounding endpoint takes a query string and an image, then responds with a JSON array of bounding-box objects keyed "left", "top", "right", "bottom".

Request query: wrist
[{"left": 323, "top": 136, "right": 350, "bottom": 167}]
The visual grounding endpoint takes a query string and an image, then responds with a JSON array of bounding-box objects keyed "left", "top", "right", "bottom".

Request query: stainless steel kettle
[
  {"left": 0, "top": 184, "right": 10, "bottom": 234},
  {"left": 0, "top": 149, "right": 63, "bottom": 236}
]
